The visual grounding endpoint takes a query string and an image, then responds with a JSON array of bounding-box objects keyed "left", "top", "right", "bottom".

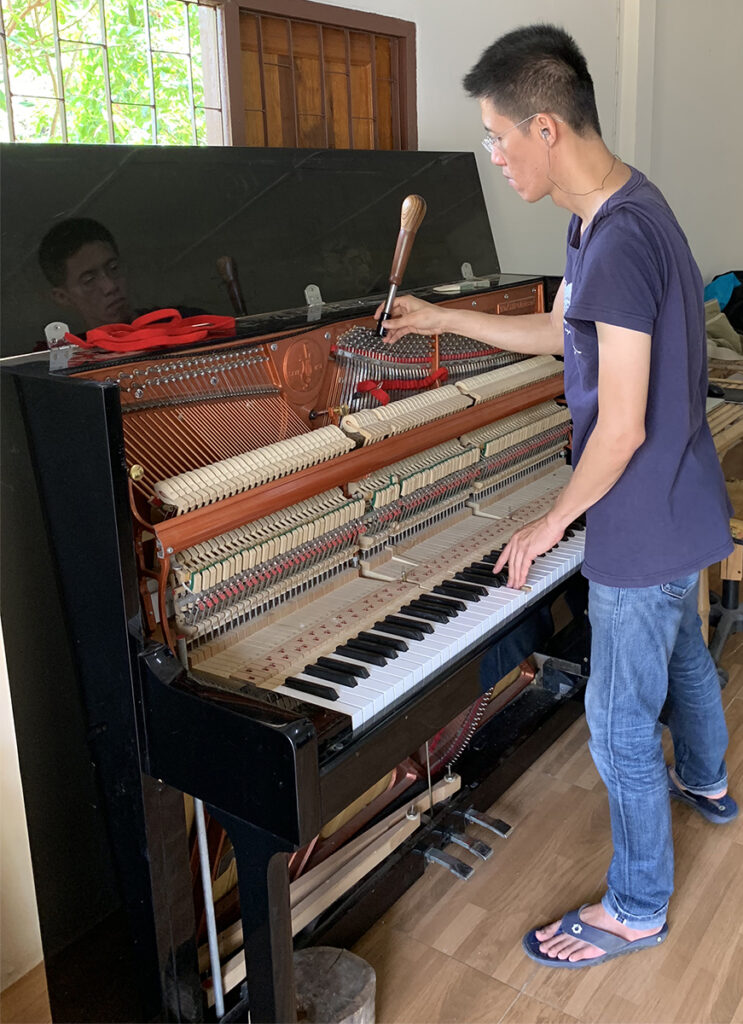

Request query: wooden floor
[
  {"left": 354, "top": 631, "right": 743, "bottom": 1024},
  {"left": 0, "top": 965, "right": 50, "bottom": 1024},
  {"left": 2, "top": 644, "right": 741, "bottom": 1024}
]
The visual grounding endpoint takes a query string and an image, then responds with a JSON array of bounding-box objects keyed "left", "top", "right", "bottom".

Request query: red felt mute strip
[
  {"left": 66, "top": 309, "right": 236, "bottom": 353},
  {"left": 355, "top": 366, "right": 449, "bottom": 405}
]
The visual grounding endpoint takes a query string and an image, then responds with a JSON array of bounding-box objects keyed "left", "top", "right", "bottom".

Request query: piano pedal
[
  {"left": 422, "top": 846, "right": 474, "bottom": 880},
  {"left": 458, "top": 806, "right": 513, "bottom": 839},
  {"left": 435, "top": 827, "right": 493, "bottom": 861}
]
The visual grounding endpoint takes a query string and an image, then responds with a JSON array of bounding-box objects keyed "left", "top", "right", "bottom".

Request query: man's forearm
[
  {"left": 547, "top": 424, "right": 644, "bottom": 530},
  {"left": 444, "top": 308, "right": 563, "bottom": 355}
]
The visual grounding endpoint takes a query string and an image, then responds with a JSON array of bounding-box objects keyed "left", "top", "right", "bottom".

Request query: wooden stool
[
  {"left": 699, "top": 565, "right": 711, "bottom": 643},
  {"left": 294, "top": 948, "right": 375, "bottom": 1024},
  {"left": 708, "top": 518, "right": 743, "bottom": 665}
]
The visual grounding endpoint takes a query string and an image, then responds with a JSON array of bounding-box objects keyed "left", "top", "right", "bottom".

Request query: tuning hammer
[{"left": 376, "top": 194, "right": 427, "bottom": 337}]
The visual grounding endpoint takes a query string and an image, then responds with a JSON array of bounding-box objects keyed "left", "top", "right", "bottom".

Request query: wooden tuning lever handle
[
  {"left": 376, "top": 194, "right": 427, "bottom": 337},
  {"left": 389, "top": 194, "right": 427, "bottom": 286}
]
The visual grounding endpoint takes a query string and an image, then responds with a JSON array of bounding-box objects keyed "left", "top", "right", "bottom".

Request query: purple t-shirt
[{"left": 563, "top": 166, "right": 733, "bottom": 586}]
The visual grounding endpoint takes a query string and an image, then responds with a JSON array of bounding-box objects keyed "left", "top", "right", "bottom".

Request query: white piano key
[
  {"left": 329, "top": 653, "right": 416, "bottom": 700},
  {"left": 291, "top": 673, "right": 387, "bottom": 718},
  {"left": 274, "top": 684, "right": 363, "bottom": 730}
]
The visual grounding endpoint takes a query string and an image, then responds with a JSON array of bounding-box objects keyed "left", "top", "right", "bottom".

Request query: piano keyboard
[{"left": 196, "top": 467, "right": 584, "bottom": 733}]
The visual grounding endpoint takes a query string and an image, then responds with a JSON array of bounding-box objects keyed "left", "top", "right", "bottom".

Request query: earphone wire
[{"left": 546, "top": 149, "right": 619, "bottom": 197}]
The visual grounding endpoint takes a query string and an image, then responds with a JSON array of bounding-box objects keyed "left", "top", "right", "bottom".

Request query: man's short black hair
[
  {"left": 38, "top": 218, "right": 118, "bottom": 286},
  {"left": 463, "top": 24, "right": 601, "bottom": 137}
]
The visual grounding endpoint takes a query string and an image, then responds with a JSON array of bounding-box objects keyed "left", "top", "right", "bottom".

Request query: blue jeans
[{"left": 585, "top": 573, "right": 728, "bottom": 930}]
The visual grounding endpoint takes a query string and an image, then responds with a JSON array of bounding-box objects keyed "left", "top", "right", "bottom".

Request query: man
[
  {"left": 377, "top": 24, "right": 736, "bottom": 967},
  {"left": 38, "top": 218, "right": 132, "bottom": 331}
]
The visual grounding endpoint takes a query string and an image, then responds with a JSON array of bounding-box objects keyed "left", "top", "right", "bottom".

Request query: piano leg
[{"left": 208, "top": 807, "right": 296, "bottom": 1024}]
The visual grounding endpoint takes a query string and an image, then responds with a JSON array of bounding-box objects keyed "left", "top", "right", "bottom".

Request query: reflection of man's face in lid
[{"left": 52, "top": 241, "right": 132, "bottom": 329}]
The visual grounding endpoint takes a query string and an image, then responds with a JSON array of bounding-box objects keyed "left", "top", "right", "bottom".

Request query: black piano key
[
  {"left": 459, "top": 575, "right": 499, "bottom": 589},
  {"left": 444, "top": 577, "right": 488, "bottom": 597},
  {"left": 400, "top": 602, "right": 449, "bottom": 624},
  {"left": 470, "top": 565, "right": 508, "bottom": 585},
  {"left": 317, "top": 655, "right": 370, "bottom": 679},
  {"left": 471, "top": 561, "right": 505, "bottom": 576},
  {"left": 418, "top": 593, "right": 463, "bottom": 614},
  {"left": 455, "top": 571, "right": 496, "bottom": 590},
  {"left": 358, "top": 630, "right": 408, "bottom": 653},
  {"left": 432, "top": 585, "right": 473, "bottom": 608},
  {"left": 347, "top": 636, "right": 397, "bottom": 659},
  {"left": 384, "top": 614, "right": 433, "bottom": 635},
  {"left": 479, "top": 552, "right": 499, "bottom": 564},
  {"left": 435, "top": 582, "right": 481, "bottom": 603},
  {"left": 471, "top": 567, "right": 507, "bottom": 585},
  {"left": 467, "top": 562, "right": 501, "bottom": 577},
  {"left": 378, "top": 618, "right": 426, "bottom": 641},
  {"left": 335, "top": 644, "right": 386, "bottom": 667},
  {"left": 284, "top": 677, "right": 339, "bottom": 701},
  {"left": 303, "top": 664, "right": 358, "bottom": 688},
  {"left": 413, "top": 596, "right": 457, "bottom": 618}
]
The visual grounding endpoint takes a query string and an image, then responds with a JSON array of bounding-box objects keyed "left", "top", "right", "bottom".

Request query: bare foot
[{"left": 534, "top": 903, "right": 663, "bottom": 963}]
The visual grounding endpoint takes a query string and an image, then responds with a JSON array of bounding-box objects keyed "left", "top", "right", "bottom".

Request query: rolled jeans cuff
[
  {"left": 673, "top": 767, "right": 728, "bottom": 797},
  {"left": 602, "top": 891, "right": 667, "bottom": 931}
]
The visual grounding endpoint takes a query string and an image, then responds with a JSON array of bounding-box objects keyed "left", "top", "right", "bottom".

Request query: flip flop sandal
[
  {"left": 667, "top": 766, "right": 738, "bottom": 824},
  {"left": 522, "top": 905, "right": 668, "bottom": 968}
]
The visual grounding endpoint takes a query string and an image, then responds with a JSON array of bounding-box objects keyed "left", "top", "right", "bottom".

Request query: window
[
  {"left": 223, "top": 1, "right": 416, "bottom": 150},
  {"left": 0, "top": 0, "right": 416, "bottom": 149},
  {"left": 0, "top": 0, "right": 227, "bottom": 144}
]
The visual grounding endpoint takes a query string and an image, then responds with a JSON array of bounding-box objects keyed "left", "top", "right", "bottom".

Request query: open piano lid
[{"left": 0, "top": 144, "right": 505, "bottom": 360}]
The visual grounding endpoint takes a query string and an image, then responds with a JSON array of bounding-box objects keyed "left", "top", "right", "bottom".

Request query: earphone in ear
[{"left": 541, "top": 128, "right": 550, "bottom": 140}]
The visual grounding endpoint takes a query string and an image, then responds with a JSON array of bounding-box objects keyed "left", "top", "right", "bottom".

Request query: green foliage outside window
[{"left": 0, "top": 0, "right": 219, "bottom": 144}]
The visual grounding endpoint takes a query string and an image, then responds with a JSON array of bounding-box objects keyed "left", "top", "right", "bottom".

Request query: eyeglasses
[
  {"left": 481, "top": 113, "right": 539, "bottom": 154},
  {"left": 481, "top": 112, "right": 563, "bottom": 154}
]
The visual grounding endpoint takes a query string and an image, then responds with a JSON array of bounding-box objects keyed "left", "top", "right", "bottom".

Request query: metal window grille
[{"left": 0, "top": 0, "right": 228, "bottom": 144}]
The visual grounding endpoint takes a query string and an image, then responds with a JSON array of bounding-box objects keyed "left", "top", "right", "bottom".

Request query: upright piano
[{"left": 1, "top": 146, "right": 588, "bottom": 1023}]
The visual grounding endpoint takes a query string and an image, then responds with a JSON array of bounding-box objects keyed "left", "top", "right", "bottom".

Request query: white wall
[
  {"left": 650, "top": 0, "right": 743, "bottom": 279},
  {"left": 323, "top": 0, "right": 622, "bottom": 276},
  {"left": 0, "top": 628, "right": 43, "bottom": 990},
  {"left": 323, "top": 0, "right": 742, "bottom": 282},
  {"left": 2, "top": 0, "right": 741, "bottom": 994}
]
